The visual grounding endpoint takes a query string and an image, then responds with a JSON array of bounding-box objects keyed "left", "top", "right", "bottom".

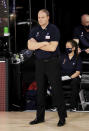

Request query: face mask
[
  {"left": 84, "top": 25, "right": 89, "bottom": 30},
  {"left": 65, "top": 48, "right": 72, "bottom": 54}
]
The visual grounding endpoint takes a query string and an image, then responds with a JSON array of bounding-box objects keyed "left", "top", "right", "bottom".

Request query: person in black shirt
[
  {"left": 28, "top": 9, "right": 67, "bottom": 127},
  {"left": 73, "top": 14, "right": 89, "bottom": 60},
  {"left": 61, "top": 40, "right": 82, "bottom": 111}
]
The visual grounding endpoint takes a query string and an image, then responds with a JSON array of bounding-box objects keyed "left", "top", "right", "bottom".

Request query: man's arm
[
  {"left": 73, "top": 38, "right": 89, "bottom": 54},
  {"left": 85, "top": 48, "right": 89, "bottom": 53},
  {"left": 28, "top": 38, "right": 58, "bottom": 52},
  {"left": 39, "top": 41, "right": 58, "bottom": 52},
  {"left": 27, "top": 38, "right": 49, "bottom": 50}
]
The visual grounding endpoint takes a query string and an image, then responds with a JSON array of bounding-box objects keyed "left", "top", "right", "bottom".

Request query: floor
[{"left": 0, "top": 111, "right": 89, "bottom": 131}]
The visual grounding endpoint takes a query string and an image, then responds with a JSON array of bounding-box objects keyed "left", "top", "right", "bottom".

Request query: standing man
[
  {"left": 28, "top": 9, "right": 67, "bottom": 127},
  {"left": 73, "top": 14, "right": 89, "bottom": 60}
]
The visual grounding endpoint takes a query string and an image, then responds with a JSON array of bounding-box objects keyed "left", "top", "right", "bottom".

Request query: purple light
[
  {"left": 0, "top": 0, "right": 7, "bottom": 9},
  {"left": 3, "top": 0, "right": 7, "bottom": 8}
]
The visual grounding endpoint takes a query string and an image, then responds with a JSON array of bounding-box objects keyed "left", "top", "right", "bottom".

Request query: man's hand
[
  {"left": 29, "top": 38, "right": 49, "bottom": 46},
  {"left": 78, "top": 47, "right": 81, "bottom": 54},
  {"left": 30, "top": 38, "right": 37, "bottom": 42},
  {"left": 28, "top": 38, "right": 49, "bottom": 50},
  {"left": 85, "top": 48, "right": 89, "bottom": 54},
  {"left": 28, "top": 38, "right": 49, "bottom": 46}
]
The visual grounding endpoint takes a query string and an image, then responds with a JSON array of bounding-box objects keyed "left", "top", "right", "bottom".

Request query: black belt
[{"left": 38, "top": 56, "right": 58, "bottom": 62}]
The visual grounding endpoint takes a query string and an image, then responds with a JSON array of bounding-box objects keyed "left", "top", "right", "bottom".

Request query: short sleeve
[
  {"left": 50, "top": 25, "right": 60, "bottom": 41},
  {"left": 28, "top": 27, "right": 37, "bottom": 40},
  {"left": 76, "top": 57, "right": 82, "bottom": 73}
]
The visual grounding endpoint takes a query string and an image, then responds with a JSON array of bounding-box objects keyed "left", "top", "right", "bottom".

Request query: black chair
[{"left": 79, "top": 60, "right": 89, "bottom": 110}]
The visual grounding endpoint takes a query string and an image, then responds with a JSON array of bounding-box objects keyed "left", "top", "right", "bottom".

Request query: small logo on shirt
[
  {"left": 73, "top": 62, "right": 75, "bottom": 66},
  {"left": 36, "top": 32, "right": 39, "bottom": 37},
  {"left": 81, "top": 32, "right": 84, "bottom": 37}
]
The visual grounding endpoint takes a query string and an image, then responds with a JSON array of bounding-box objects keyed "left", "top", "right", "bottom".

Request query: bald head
[
  {"left": 38, "top": 9, "right": 49, "bottom": 29},
  {"left": 81, "top": 14, "right": 89, "bottom": 26}
]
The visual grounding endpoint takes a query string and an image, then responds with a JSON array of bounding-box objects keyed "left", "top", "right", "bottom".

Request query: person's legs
[
  {"left": 70, "top": 78, "right": 80, "bottom": 110},
  {"left": 30, "top": 60, "right": 46, "bottom": 124},
  {"left": 46, "top": 58, "right": 67, "bottom": 126}
]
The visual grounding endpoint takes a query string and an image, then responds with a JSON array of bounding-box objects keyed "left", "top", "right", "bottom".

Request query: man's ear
[{"left": 48, "top": 16, "right": 50, "bottom": 20}]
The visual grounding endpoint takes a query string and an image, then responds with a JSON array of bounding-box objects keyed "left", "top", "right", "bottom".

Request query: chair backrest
[
  {"left": 80, "top": 60, "right": 89, "bottom": 89},
  {"left": 82, "top": 61, "right": 89, "bottom": 73}
]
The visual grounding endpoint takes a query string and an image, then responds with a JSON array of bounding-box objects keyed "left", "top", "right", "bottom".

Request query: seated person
[
  {"left": 73, "top": 14, "right": 89, "bottom": 60},
  {"left": 60, "top": 40, "right": 82, "bottom": 111}
]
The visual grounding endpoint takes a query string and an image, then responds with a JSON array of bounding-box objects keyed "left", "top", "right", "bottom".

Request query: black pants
[
  {"left": 80, "top": 51, "right": 89, "bottom": 61},
  {"left": 62, "top": 77, "right": 80, "bottom": 109},
  {"left": 35, "top": 57, "right": 67, "bottom": 120}
]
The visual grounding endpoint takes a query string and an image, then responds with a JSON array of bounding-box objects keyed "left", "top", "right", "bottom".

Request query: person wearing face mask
[
  {"left": 73, "top": 14, "right": 89, "bottom": 60},
  {"left": 61, "top": 40, "right": 82, "bottom": 111}
]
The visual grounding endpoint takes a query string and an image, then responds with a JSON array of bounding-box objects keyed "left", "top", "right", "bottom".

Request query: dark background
[
  {"left": 9, "top": 0, "right": 89, "bottom": 53},
  {"left": 1, "top": 0, "right": 89, "bottom": 110}
]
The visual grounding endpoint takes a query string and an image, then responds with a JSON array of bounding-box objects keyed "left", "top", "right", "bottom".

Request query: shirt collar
[
  {"left": 38, "top": 23, "right": 50, "bottom": 31},
  {"left": 66, "top": 54, "right": 76, "bottom": 61}
]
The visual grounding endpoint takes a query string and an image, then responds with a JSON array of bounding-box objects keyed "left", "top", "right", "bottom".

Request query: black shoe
[
  {"left": 29, "top": 118, "right": 45, "bottom": 125},
  {"left": 57, "top": 119, "right": 66, "bottom": 127}
]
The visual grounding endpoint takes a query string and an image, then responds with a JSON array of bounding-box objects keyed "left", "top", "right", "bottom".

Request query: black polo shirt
[
  {"left": 73, "top": 25, "right": 89, "bottom": 50},
  {"left": 60, "top": 54, "right": 82, "bottom": 76},
  {"left": 28, "top": 23, "right": 60, "bottom": 59}
]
